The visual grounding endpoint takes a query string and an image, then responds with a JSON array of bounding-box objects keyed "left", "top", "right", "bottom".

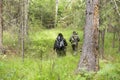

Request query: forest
[{"left": 0, "top": 0, "right": 120, "bottom": 80}]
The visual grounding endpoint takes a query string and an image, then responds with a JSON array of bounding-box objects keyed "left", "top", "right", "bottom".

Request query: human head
[
  {"left": 73, "top": 31, "right": 77, "bottom": 35},
  {"left": 58, "top": 33, "right": 63, "bottom": 37}
]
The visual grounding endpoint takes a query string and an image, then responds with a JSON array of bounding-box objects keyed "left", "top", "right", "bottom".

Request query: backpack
[
  {"left": 56, "top": 38, "right": 65, "bottom": 49},
  {"left": 70, "top": 35, "right": 80, "bottom": 45}
]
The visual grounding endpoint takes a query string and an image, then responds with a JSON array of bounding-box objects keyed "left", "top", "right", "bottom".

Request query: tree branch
[{"left": 112, "top": 0, "right": 120, "bottom": 17}]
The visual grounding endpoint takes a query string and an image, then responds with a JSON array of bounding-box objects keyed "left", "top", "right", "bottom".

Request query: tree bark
[
  {"left": 112, "top": 27, "right": 116, "bottom": 48},
  {"left": 118, "top": 32, "right": 120, "bottom": 52},
  {"left": 118, "top": 31, "right": 120, "bottom": 52},
  {"left": 77, "top": 0, "right": 99, "bottom": 72},
  {"left": 54, "top": 0, "right": 59, "bottom": 27},
  {"left": 24, "top": 0, "right": 29, "bottom": 36},
  {"left": 20, "top": 0, "right": 29, "bottom": 61},
  {"left": 21, "top": 0, "right": 24, "bottom": 62},
  {"left": 0, "top": 0, "right": 3, "bottom": 53}
]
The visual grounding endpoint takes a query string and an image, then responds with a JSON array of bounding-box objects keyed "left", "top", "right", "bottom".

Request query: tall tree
[
  {"left": 0, "top": 0, "right": 3, "bottom": 53},
  {"left": 99, "top": 0, "right": 106, "bottom": 59},
  {"left": 77, "top": 0, "right": 99, "bottom": 71},
  {"left": 24, "top": 0, "right": 29, "bottom": 36},
  {"left": 20, "top": 0, "right": 29, "bottom": 61},
  {"left": 20, "top": 0, "right": 24, "bottom": 61},
  {"left": 55, "top": 0, "right": 59, "bottom": 27}
]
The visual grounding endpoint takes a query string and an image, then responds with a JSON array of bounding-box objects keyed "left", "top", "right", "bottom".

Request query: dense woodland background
[{"left": 0, "top": 0, "right": 120, "bottom": 80}]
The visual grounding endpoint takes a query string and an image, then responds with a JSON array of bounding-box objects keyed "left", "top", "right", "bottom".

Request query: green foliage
[
  {"left": 3, "top": 31, "right": 18, "bottom": 48},
  {"left": 0, "top": 56, "right": 79, "bottom": 80},
  {"left": 29, "top": 0, "right": 55, "bottom": 28},
  {"left": 29, "top": 0, "right": 85, "bottom": 28},
  {"left": 94, "top": 62, "right": 120, "bottom": 80},
  {"left": 99, "top": 0, "right": 120, "bottom": 31},
  {"left": 25, "top": 28, "right": 83, "bottom": 59},
  {"left": 1, "top": 0, "right": 120, "bottom": 79},
  {"left": 0, "top": 54, "right": 120, "bottom": 80},
  {"left": 3, "top": 0, "right": 20, "bottom": 31},
  {"left": 1, "top": 27, "right": 120, "bottom": 80}
]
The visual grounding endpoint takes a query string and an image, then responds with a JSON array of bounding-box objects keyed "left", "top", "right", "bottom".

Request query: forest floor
[{"left": 0, "top": 27, "right": 120, "bottom": 80}]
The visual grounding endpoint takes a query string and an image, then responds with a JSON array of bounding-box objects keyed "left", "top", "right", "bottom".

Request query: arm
[
  {"left": 77, "top": 35, "right": 80, "bottom": 42},
  {"left": 69, "top": 36, "right": 72, "bottom": 42},
  {"left": 64, "top": 39, "right": 67, "bottom": 46}
]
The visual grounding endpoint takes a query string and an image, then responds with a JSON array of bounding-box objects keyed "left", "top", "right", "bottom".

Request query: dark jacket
[{"left": 54, "top": 36, "right": 67, "bottom": 50}]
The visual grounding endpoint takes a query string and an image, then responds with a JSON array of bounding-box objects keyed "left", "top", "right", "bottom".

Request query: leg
[
  {"left": 72, "top": 44, "right": 76, "bottom": 51},
  {"left": 72, "top": 44, "right": 77, "bottom": 55},
  {"left": 56, "top": 50, "right": 61, "bottom": 57},
  {"left": 62, "top": 49, "right": 66, "bottom": 56}
]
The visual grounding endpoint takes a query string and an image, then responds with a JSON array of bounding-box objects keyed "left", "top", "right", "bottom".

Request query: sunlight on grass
[
  {"left": 0, "top": 55, "right": 80, "bottom": 80},
  {"left": 1, "top": 28, "right": 120, "bottom": 80}
]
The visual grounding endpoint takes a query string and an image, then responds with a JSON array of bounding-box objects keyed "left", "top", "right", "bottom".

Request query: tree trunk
[
  {"left": 24, "top": 0, "right": 29, "bottom": 36},
  {"left": 0, "top": 0, "right": 3, "bottom": 53},
  {"left": 117, "top": 31, "right": 120, "bottom": 52},
  {"left": 54, "top": 0, "right": 59, "bottom": 27},
  {"left": 21, "top": 0, "right": 24, "bottom": 62},
  {"left": 98, "top": 0, "right": 106, "bottom": 59},
  {"left": 77, "top": 0, "right": 99, "bottom": 72},
  {"left": 20, "top": 0, "right": 29, "bottom": 61},
  {"left": 112, "top": 27, "right": 116, "bottom": 48},
  {"left": 99, "top": 29, "right": 105, "bottom": 59},
  {"left": 118, "top": 36, "right": 120, "bottom": 52}
]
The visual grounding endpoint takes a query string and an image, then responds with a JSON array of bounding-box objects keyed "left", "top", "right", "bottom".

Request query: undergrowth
[
  {"left": 0, "top": 28, "right": 120, "bottom": 80},
  {"left": 0, "top": 55, "right": 120, "bottom": 80}
]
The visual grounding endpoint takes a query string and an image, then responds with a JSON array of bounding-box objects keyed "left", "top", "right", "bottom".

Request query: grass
[
  {"left": 0, "top": 55, "right": 120, "bottom": 80},
  {"left": 0, "top": 55, "right": 80, "bottom": 80},
  {"left": 0, "top": 27, "right": 120, "bottom": 80}
]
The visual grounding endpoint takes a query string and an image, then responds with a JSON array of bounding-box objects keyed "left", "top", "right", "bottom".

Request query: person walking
[
  {"left": 69, "top": 31, "right": 80, "bottom": 55},
  {"left": 53, "top": 33, "right": 67, "bottom": 57}
]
